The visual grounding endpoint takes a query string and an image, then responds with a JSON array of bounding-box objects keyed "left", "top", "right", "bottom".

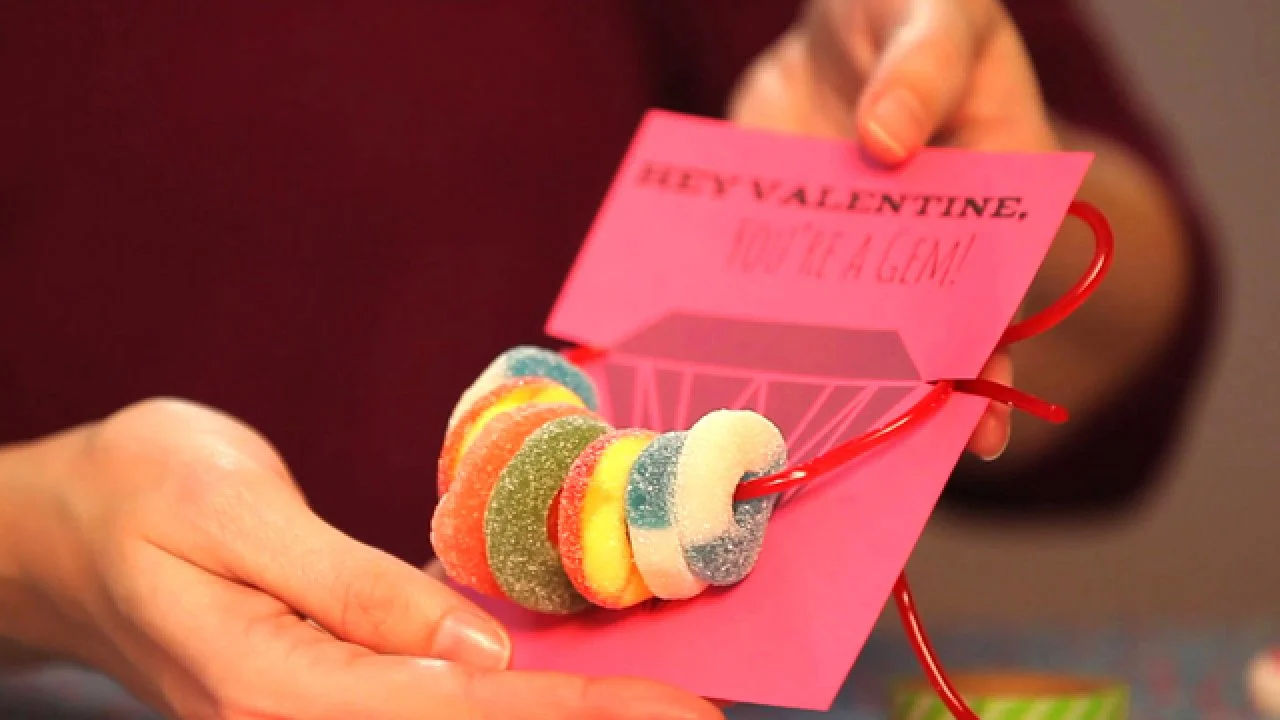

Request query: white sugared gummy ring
[{"left": 674, "top": 409, "right": 786, "bottom": 585}]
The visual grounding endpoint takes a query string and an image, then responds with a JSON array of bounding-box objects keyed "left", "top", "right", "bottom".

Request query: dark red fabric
[{"left": 0, "top": 1, "right": 1217, "bottom": 564}]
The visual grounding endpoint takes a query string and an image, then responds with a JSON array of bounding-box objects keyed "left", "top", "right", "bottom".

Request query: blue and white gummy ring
[
  {"left": 447, "top": 346, "right": 600, "bottom": 430},
  {"left": 624, "top": 431, "right": 708, "bottom": 600},
  {"left": 674, "top": 409, "right": 787, "bottom": 585}
]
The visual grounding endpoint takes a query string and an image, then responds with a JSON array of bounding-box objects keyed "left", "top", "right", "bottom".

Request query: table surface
[{"left": 3, "top": 621, "right": 1275, "bottom": 719}]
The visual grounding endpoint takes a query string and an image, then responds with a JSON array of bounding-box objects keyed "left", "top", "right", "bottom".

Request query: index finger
[{"left": 285, "top": 653, "right": 725, "bottom": 720}]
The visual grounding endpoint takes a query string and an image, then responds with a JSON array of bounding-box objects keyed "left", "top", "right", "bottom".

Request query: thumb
[
  {"left": 853, "top": 0, "right": 994, "bottom": 163},
  {"left": 224, "top": 488, "right": 512, "bottom": 669}
]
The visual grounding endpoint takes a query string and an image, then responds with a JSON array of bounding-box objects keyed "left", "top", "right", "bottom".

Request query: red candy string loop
[
  {"left": 894, "top": 575, "right": 968, "bottom": 712},
  {"left": 734, "top": 381, "right": 955, "bottom": 502},
  {"left": 999, "top": 200, "right": 1116, "bottom": 347},
  {"left": 558, "top": 200, "right": 1113, "bottom": 719},
  {"left": 563, "top": 345, "right": 606, "bottom": 367},
  {"left": 952, "top": 377, "right": 1069, "bottom": 424},
  {"left": 891, "top": 201, "right": 1113, "bottom": 720}
]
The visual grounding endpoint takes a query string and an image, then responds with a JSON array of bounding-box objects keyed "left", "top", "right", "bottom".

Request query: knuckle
[
  {"left": 98, "top": 396, "right": 215, "bottom": 447},
  {"left": 96, "top": 397, "right": 282, "bottom": 476},
  {"left": 89, "top": 397, "right": 226, "bottom": 481},
  {"left": 89, "top": 399, "right": 277, "bottom": 528}
]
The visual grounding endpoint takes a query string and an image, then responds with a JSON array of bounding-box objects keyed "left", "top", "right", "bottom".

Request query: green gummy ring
[{"left": 484, "top": 413, "right": 612, "bottom": 614}]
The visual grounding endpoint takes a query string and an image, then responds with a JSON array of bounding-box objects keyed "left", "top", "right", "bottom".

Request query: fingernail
[
  {"left": 971, "top": 407, "right": 1011, "bottom": 462},
  {"left": 864, "top": 90, "right": 926, "bottom": 162},
  {"left": 979, "top": 429, "right": 1011, "bottom": 463},
  {"left": 433, "top": 611, "right": 511, "bottom": 670}
]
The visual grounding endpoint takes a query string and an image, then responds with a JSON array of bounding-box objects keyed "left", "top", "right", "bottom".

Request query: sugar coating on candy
[
  {"left": 446, "top": 346, "right": 600, "bottom": 430},
  {"left": 558, "top": 429, "right": 657, "bottom": 609},
  {"left": 431, "top": 403, "right": 593, "bottom": 599},
  {"left": 625, "top": 432, "right": 708, "bottom": 600},
  {"left": 675, "top": 409, "right": 787, "bottom": 586},
  {"left": 438, "top": 376, "right": 584, "bottom": 496},
  {"left": 432, "top": 403, "right": 591, "bottom": 598},
  {"left": 504, "top": 346, "right": 599, "bottom": 410},
  {"left": 485, "top": 414, "right": 612, "bottom": 614}
]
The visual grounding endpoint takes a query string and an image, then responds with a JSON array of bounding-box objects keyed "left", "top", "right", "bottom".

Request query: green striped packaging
[{"left": 890, "top": 674, "right": 1128, "bottom": 720}]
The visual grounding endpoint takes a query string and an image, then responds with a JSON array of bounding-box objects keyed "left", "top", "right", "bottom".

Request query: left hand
[{"left": 728, "top": 0, "right": 1056, "bottom": 461}]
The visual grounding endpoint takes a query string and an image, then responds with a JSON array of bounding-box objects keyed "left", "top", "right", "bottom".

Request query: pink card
[{"left": 466, "top": 110, "right": 1092, "bottom": 711}]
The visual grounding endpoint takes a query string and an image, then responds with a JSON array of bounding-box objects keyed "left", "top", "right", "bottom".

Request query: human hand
[
  {"left": 0, "top": 398, "right": 721, "bottom": 720},
  {"left": 729, "top": 0, "right": 1054, "bottom": 461}
]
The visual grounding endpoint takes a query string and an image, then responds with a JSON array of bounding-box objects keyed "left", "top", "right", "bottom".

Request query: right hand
[
  {"left": 0, "top": 398, "right": 720, "bottom": 720},
  {"left": 731, "top": 0, "right": 1049, "bottom": 463}
]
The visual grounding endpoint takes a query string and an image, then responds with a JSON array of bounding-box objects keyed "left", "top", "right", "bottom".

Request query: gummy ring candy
[
  {"left": 431, "top": 346, "right": 797, "bottom": 609},
  {"left": 558, "top": 429, "right": 658, "bottom": 609},
  {"left": 446, "top": 345, "right": 599, "bottom": 431},
  {"left": 485, "top": 413, "right": 612, "bottom": 614},
  {"left": 438, "top": 376, "right": 587, "bottom": 496},
  {"left": 675, "top": 409, "right": 787, "bottom": 585},
  {"left": 624, "top": 431, "right": 708, "bottom": 600},
  {"left": 431, "top": 401, "right": 594, "bottom": 598}
]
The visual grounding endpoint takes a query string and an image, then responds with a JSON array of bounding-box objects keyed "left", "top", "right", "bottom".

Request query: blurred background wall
[{"left": 904, "top": 0, "right": 1279, "bottom": 624}]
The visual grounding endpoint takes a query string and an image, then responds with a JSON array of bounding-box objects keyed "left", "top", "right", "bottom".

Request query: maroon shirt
[{"left": 0, "top": 1, "right": 1216, "bottom": 564}]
